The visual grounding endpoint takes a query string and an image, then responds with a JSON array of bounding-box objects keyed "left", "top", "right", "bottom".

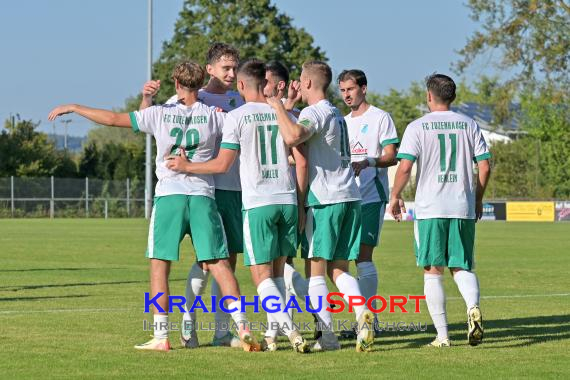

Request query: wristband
[{"left": 367, "top": 157, "right": 376, "bottom": 168}]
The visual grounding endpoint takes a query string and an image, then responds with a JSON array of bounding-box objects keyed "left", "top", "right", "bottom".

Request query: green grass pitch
[{"left": 1, "top": 219, "right": 569, "bottom": 378}]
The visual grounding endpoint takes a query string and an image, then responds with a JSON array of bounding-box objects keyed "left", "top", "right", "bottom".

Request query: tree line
[{"left": 1, "top": 0, "right": 567, "bottom": 199}]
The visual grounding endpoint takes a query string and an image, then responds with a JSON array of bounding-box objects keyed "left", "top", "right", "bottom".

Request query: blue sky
[{"left": 1, "top": 0, "right": 495, "bottom": 136}]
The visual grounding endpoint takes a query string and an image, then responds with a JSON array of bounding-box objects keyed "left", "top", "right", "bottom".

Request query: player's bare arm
[
  {"left": 352, "top": 144, "right": 398, "bottom": 176},
  {"left": 266, "top": 95, "right": 312, "bottom": 146},
  {"left": 48, "top": 104, "right": 131, "bottom": 128},
  {"left": 475, "top": 159, "right": 491, "bottom": 221},
  {"left": 140, "top": 80, "right": 161, "bottom": 110},
  {"left": 166, "top": 147, "right": 237, "bottom": 174},
  {"left": 388, "top": 158, "right": 413, "bottom": 221},
  {"left": 292, "top": 144, "right": 308, "bottom": 232}
]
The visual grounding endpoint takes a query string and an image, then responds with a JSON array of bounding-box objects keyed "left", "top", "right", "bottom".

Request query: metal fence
[{"left": 0, "top": 177, "right": 146, "bottom": 218}]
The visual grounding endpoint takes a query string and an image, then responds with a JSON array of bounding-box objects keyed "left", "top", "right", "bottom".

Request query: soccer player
[
  {"left": 267, "top": 61, "right": 375, "bottom": 352},
  {"left": 264, "top": 60, "right": 300, "bottom": 117},
  {"left": 140, "top": 43, "right": 244, "bottom": 348},
  {"left": 48, "top": 61, "right": 259, "bottom": 352},
  {"left": 167, "top": 59, "right": 309, "bottom": 353},
  {"left": 389, "top": 74, "right": 491, "bottom": 347},
  {"left": 338, "top": 69, "right": 399, "bottom": 335}
]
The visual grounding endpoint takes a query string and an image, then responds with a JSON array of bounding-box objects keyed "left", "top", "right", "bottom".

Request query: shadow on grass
[
  {"left": 0, "top": 294, "right": 90, "bottom": 302},
  {"left": 377, "top": 314, "right": 570, "bottom": 349},
  {"left": 0, "top": 278, "right": 186, "bottom": 292},
  {"left": 0, "top": 268, "right": 123, "bottom": 273}
]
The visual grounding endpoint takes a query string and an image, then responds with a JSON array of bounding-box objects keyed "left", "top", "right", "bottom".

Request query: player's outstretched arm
[
  {"left": 140, "top": 80, "right": 161, "bottom": 110},
  {"left": 475, "top": 159, "right": 491, "bottom": 220},
  {"left": 266, "top": 95, "right": 313, "bottom": 147},
  {"left": 48, "top": 104, "right": 131, "bottom": 128},
  {"left": 388, "top": 159, "right": 413, "bottom": 222},
  {"left": 166, "top": 148, "right": 237, "bottom": 175}
]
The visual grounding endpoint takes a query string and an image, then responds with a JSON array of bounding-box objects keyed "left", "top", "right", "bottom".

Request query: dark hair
[
  {"left": 266, "top": 60, "right": 289, "bottom": 83},
  {"left": 237, "top": 59, "right": 267, "bottom": 87},
  {"left": 206, "top": 42, "right": 240, "bottom": 65},
  {"left": 425, "top": 73, "right": 456, "bottom": 104},
  {"left": 302, "top": 61, "right": 332, "bottom": 91},
  {"left": 337, "top": 69, "right": 367, "bottom": 87}
]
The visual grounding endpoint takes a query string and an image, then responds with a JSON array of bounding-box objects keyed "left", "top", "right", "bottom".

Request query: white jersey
[
  {"left": 345, "top": 105, "right": 399, "bottom": 204},
  {"left": 199, "top": 89, "right": 244, "bottom": 191},
  {"left": 298, "top": 99, "right": 361, "bottom": 206},
  {"left": 221, "top": 102, "right": 297, "bottom": 210},
  {"left": 129, "top": 102, "right": 223, "bottom": 198},
  {"left": 166, "top": 90, "right": 244, "bottom": 191},
  {"left": 397, "top": 110, "right": 491, "bottom": 219}
]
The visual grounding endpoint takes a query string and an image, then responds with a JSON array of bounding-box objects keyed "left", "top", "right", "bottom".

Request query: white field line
[{"left": 0, "top": 293, "right": 569, "bottom": 315}]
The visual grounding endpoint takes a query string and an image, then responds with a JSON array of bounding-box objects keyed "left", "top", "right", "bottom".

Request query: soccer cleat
[
  {"left": 260, "top": 337, "right": 278, "bottom": 352},
  {"left": 312, "top": 313, "right": 322, "bottom": 341},
  {"left": 467, "top": 305, "right": 484, "bottom": 346},
  {"left": 180, "top": 328, "right": 199, "bottom": 349},
  {"left": 427, "top": 337, "right": 451, "bottom": 347},
  {"left": 238, "top": 329, "right": 261, "bottom": 352},
  {"left": 134, "top": 337, "right": 171, "bottom": 352},
  {"left": 212, "top": 332, "right": 242, "bottom": 348},
  {"left": 313, "top": 331, "right": 340, "bottom": 351},
  {"left": 288, "top": 330, "right": 310, "bottom": 353},
  {"left": 355, "top": 310, "right": 374, "bottom": 352}
]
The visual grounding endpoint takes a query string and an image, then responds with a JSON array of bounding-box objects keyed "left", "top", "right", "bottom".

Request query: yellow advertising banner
[{"left": 506, "top": 202, "right": 555, "bottom": 222}]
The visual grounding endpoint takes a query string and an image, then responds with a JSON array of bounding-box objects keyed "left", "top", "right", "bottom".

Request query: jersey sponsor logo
[
  {"left": 351, "top": 141, "right": 367, "bottom": 155},
  {"left": 361, "top": 124, "right": 369, "bottom": 133}
]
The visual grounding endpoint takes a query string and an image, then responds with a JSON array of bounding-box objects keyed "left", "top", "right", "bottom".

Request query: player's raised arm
[
  {"left": 140, "top": 80, "right": 161, "bottom": 110},
  {"left": 166, "top": 148, "right": 237, "bottom": 174},
  {"left": 266, "top": 94, "right": 313, "bottom": 147},
  {"left": 48, "top": 104, "right": 131, "bottom": 128}
]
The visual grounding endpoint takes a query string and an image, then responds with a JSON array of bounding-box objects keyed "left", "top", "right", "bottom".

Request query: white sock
[
  {"left": 265, "top": 277, "right": 287, "bottom": 338},
  {"left": 335, "top": 272, "right": 366, "bottom": 320},
  {"left": 183, "top": 263, "right": 209, "bottom": 330},
  {"left": 212, "top": 280, "right": 231, "bottom": 338},
  {"left": 257, "top": 278, "right": 294, "bottom": 337},
  {"left": 424, "top": 274, "right": 448, "bottom": 340},
  {"left": 453, "top": 270, "right": 480, "bottom": 310},
  {"left": 284, "top": 263, "right": 309, "bottom": 298},
  {"left": 357, "top": 261, "right": 378, "bottom": 312},
  {"left": 227, "top": 300, "right": 248, "bottom": 331},
  {"left": 153, "top": 314, "right": 168, "bottom": 340},
  {"left": 308, "top": 276, "right": 333, "bottom": 330}
]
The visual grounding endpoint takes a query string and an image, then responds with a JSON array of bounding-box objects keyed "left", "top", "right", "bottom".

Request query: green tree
[
  {"left": 0, "top": 119, "right": 78, "bottom": 177},
  {"left": 455, "top": 0, "right": 570, "bottom": 85},
  {"left": 152, "top": 0, "right": 327, "bottom": 102}
]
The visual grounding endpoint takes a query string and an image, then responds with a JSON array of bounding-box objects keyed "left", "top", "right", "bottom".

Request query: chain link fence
[{"left": 0, "top": 177, "right": 146, "bottom": 218}]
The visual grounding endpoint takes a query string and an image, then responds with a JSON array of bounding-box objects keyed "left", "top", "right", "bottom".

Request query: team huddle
[{"left": 48, "top": 42, "right": 491, "bottom": 353}]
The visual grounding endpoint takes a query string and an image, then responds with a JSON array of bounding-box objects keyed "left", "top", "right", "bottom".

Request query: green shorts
[
  {"left": 360, "top": 202, "right": 386, "bottom": 247},
  {"left": 146, "top": 195, "right": 228, "bottom": 262},
  {"left": 301, "top": 201, "right": 361, "bottom": 261},
  {"left": 243, "top": 204, "right": 298, "bottom": 266},
  {"left": 215, "top": 189, "right": 243, "bottom": 254},
  {"left": 414, "top": 218, "right": 476, "bottom": 270}
]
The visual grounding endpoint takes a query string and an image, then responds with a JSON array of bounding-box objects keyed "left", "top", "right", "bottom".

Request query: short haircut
[
  {"left": 206, "top": 42, "right": 240, "bottom": 65},
  {"left": 237, "top": 59, "right": 267, "bottom": 88},
  {"left": 172, "top": 61, "right": 205, "bottom": 90},
  {"left": 337, "top": 69, "right": 367, "bottom": 87},
  {"left": 266, "top": 60, "right": 289, "bottom": 84},
  {"left": 425, "top": 73, "right": 456, "bottom": 104},
  {"left": 302, "top": 61, "right": 332, "bottom": 91}
]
